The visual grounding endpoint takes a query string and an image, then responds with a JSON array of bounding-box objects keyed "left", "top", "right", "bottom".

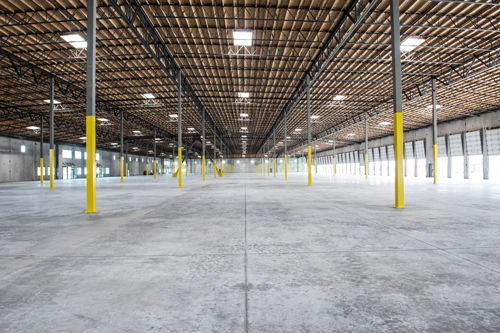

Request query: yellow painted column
[
  {"left": 202, "top": 156, "right": 206, "bottom": 181},
  {"left": 49, "top": 149, "right": 54, "bottom": 190},
  {"left": 365, "top": 154, "right": 369, "bottom": 179},
  {"left": 274, "top": 159, "right": 276, "bottom": 178},
  {"left": 120, "top": 156, "right": 124, "bottom": 183},
  {"left": 86, "top": 116, "right": 97, "bottom": 213},
  {"left": 394, "top": 113, "right": 405, "bottom": 208},
  {"left": 146, "top": 163, "right": 149, "bottom": 176},
  {"left": 433, "top": 144, "right": 438, "bottom": 184},
  {"left": 154, "top": 160, "right": 157, "bottom": 180},
  {"left": 284, "top": 154, "right": 288, "bottom": 180},
  {"left": 307, "top": 146, "right": 312, "bottom": 186},
  {"left": 39, "top": 158, "right": 44, "bottom": 184},
  {"left": 178, "top": 148, "right": 183, "bottom": 188},
  {"left": 126, "top": 163, "right": 129, "bottom": 178}
]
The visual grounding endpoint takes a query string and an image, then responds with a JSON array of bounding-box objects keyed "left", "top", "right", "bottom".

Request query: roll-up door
[
  {"left": 388, "top": 145, "right": 395, "bottom": 160},
  {"left": 449, "top": 134, "right": 463, "bottom": 156},
  {"left": 404, "top": 142, "right": 414, "bottom": 159},
  {"left": 414, "top": 140, "right": 425, "bottom": 159},
  {"left": 486, "top": 128, "right": 500, "bottom": 155},
  {"left": 359, "top": 152, "right": 365, "bottom": 166},
  {"left": 437, "top": 136, "right": 447, "bottom": 157},
  {"left": 380, "top": 146, "right": 387, "bottom": 161},
  {"left": 349, "top": 152, "right": 354, "bottom": 164},
  {"left": 373, "top": 147, "right": 380, "bottom": 162},
  {"left": 354, "top": 151, "right": 359, "bottom": 163},
  {"left": 466, "top": 131, "right": 482, "bottom": 155}
]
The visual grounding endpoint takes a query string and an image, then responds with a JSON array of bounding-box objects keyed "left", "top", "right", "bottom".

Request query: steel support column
[
  {"left": 39, "top": 115, "right": 44, "bottom": 184},
  {"left": 177, "top": 71, "right": 183, "bottom": 188},
  {"left": 463, "top": 132, "right": 469, "bottom": 179},
  {"left": 85, "top": 0, "right": 97, "bottom": 213},
  {"left": 390, "top": 0, "right": 405, "bottom": 208},
  {"left": 365, "top": 114, "right": 369, "bottom": 179},
  {"left": 120, "top": 111, "right": 124, "bottom": 183},
  {"left": 432, "top": 78, "right": 438, "bottom": 184},
  {"left": 126, "top": 142, "right": 129, "bottom": 178},
  {"left": 333, "top": 133, "right": 336, "bottom": 177},
  {"left": 154, "top": 129, "right": 157, "bottom": 180},
  {"left": 284, "top": 115, "right": 288, "bottom": 180},
  {"left": 446, "top": 134, "right": 452, "bottom": 178},
  {"left": 202, "top": 109, "right": 206, "bottom": 182},
  {"left": 307, "top": 75, "right": 312, "bottom": 186},
  {"left": 49, "top": 77, "right": 55, "bottom": 190}
]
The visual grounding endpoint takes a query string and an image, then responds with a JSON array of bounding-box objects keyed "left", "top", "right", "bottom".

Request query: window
[
  {"left": 129, "top": 157, "right": 131, "bottom": 161},
  {"left": 76, "top": 167, "right": 82, "bottom": 175},
  {"left": 113, "top": 155, "right": 116, "bottom": 160},
  {"left": 84, "top": 167, "right": 87, "bottom": 175},
  {"left": 75, "top": 151, "right": 82, "bottom": 159},
  {"left": 136, "top": 158, "right": 138, "bottom": 162},
  {"left": 62, "top": 150, "right": 72, "bottom": 158},
  {"left": 96, "top": 153, "right": 100, "bottom": 161},
  {"left": 142, "top": 158, "right": 144, "bottom": 162},
  {"left": 20, "top": 145, "right": 26, "bottom": 153},
  {"left": 105, "top": 168, "right": 110, "bottom": 175}
]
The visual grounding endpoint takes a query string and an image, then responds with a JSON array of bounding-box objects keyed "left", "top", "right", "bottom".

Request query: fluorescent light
[
  {"left": 286, "top": 136, "right": 291, "bottom": 139},
  {"left": 79, "top": 137, "right": 86, "bottom": 140},
  {"left": 379, "top": 121, "right": 391, "bottom": 126},
  {"left": 347, "top": 133, "right": 355, "bottom": 136},
  {"left": 333, "top": 95, "right": 345, "bottom": 101},
  {"left": 61, "top": 34, "right": 87, "bottom": 49},
  {"left": 240, "top": 113, "right": 249, "bottom": 117},
  {"left": 133, "top": 130, "right": 142, "bottom": 133},
  {"left": 401, "top": 37, "right": 425, "bottom": 52},
  {"left": 264, "top": 155, "right": 268, "bottom": 157},
  {"left": 311, "top": 115, "right": 320, "bottom": 119},
  {"left": 143, "top": 93, "right": 155, "bottom": 99},
  {"left": 238, "top": 92, "right": 250, "bottom": 98},
  {"left": 241, "top": 127, "right": 247, "bottom": 130},
  {"left": 328, "top": 140, "right": 333, "bottom": 143},
  {"left": 242, "top": 135, "right": 247, "bottom": 138},
  {"left": 295, "top": 128, "right": 302, "bottom": 131},
  {"left": 427, "top": 104, "right": 443, "bottom": 109},
  {"left": 233, "top": 30, "right": 253, "bottom": 46},
  {"left": 169, "top": 114, "right": 178, "bottom": 118},
  {"left": 110, "top": 143, "right": 118, "bottom": 146},
  {"left": 43, "top": 99, "right": 61, "bottom": 104},
  {"left": 26, "top": 126, "right": 40, "bottom": 130},
  {"left": 97, "top": 118, "right": 109, "bottom": 122}
]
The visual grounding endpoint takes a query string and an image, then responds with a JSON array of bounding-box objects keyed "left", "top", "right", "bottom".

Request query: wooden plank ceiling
[{"left": 0, "top": 0, "right": 499, "bottom": 158}]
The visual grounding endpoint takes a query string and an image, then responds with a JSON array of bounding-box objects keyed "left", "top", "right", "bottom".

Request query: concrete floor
[{"left": 1, "top": 173, "right": 500, "bottom": 332}]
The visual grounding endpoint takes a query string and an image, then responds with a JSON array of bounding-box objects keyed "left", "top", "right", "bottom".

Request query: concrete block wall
[{"left": 0, "top": 136, "right": 171, "bottom": 183}]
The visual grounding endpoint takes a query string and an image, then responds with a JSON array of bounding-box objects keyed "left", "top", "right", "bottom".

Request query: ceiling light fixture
[
  {"left": 347, "top": 133, "right": 355, "bottom": 136},
  {"left": 169, "top": 114, "right": 178, "bottom": 118},
  {"left": 401, "top": 37, "right": 425, "bottom": 52},
  {"left": 238, "top": 92, "right": 250, "bottom": 98},
  {"left": 188, "top": 128, "right": 195, "bottom": 131},
  {"left": 61, "top": 33, "right": 87, "bottom": 49},
  {"left": 240, "top": 113, "right": 249, "bottom": 117},
  {"left": 143, "top": 93, "right": 155, "bottom": 99},
  {"left": 379, "top": 121, "right": 391, "bottom": 126},
  {"left": 97, "top": 118, "right": 109, "bottom": 122},
  {"left": 333, "top": 95, "right": 345, "bottom": 101},
  {"left": 311, "top": 115, "right": 320, "bottom": 119},
  {"left": 26, "top": 126, "right": 40, "bottom": 130},
  {"left": 233, "top": 30, "right": 253, "bottom": 46},
  {"left": 295, "top": 128, "right": 302, "bottom": 131},
  {"left": 43, "top": 99, "right": 61, "bottom": 104},
  {"left": 241, "top": 127, "right": 247, "bottom": 130}
]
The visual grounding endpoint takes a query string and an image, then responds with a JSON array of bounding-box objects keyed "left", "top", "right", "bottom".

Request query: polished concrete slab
[{"left": 1, "top": 173, "right": 499, "bottom": 332}]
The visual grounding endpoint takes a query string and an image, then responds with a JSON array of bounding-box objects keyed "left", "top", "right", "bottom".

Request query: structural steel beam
[
  {"left": 109, "top": 0, "right": 231, "bottom": 154},
  {"left": 287, "top": 45, "right": 500, "bottom": 153},
  {"left": 256, "top": 0, "right": 378, "bottom": 154},
  {"left": 0, "top": 48, "right": 177, "bottom": 144}
]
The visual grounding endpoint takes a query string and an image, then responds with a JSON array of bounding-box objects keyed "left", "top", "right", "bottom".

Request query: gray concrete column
[
  {"left": 482, "top": 128, "right": 489, "bottom": 180},
  {"left": 463, "top": 132, "right": 469, "bottom": 179}
]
